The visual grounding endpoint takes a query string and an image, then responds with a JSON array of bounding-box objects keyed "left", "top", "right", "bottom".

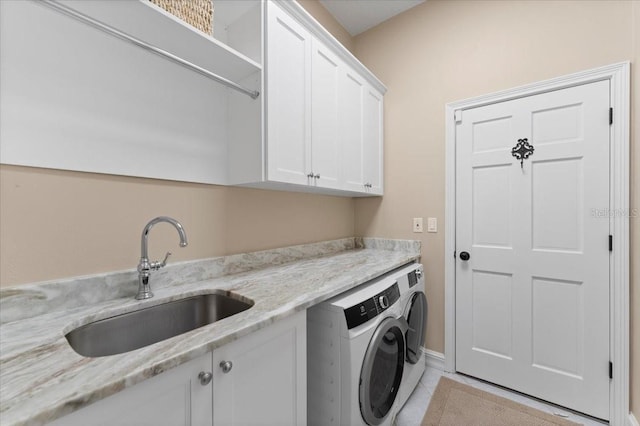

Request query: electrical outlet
[
  {"left": 413, "top": 218, "right": 423, "bottom": 233},
  {"left": 427, "top": 217, "right": 438, "bottom": 233}
]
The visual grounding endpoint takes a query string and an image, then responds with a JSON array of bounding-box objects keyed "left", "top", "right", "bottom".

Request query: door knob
[
  {"left": 198, "top": 371, "right": 212, "bottom": 385},
  {"left": 459, "top": 251, "right": 470, "bottom": 261},
  {"left": 220, "top": 360, "right": 233, "bottom": 373}
]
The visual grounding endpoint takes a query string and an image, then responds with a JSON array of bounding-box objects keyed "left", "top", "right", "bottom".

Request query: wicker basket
[{"left": 150, "top": 0, "right": 213, "bottom": 35}]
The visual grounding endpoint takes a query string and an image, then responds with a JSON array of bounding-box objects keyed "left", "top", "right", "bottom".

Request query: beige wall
[
  {"left": 0, "top": 165, "right": 355, "bottom": 285},
  {"left": 352, "top": 0, "right": 639, "bottom": 416}
]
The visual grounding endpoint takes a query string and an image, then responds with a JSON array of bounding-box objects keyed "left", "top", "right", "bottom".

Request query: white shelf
[
  {"left": 1, "top": 0, "right": 264, "bottom": 185},
  {"left": 57, "top": 0, "right": 261, "bottom": 83}
]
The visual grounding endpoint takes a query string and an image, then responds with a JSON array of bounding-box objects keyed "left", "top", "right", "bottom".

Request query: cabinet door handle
[
  {"left": 307, "top": 172, "right": 314, "bottom": 178},
  {"left": 314, "top": 174, "right": 320, "bottom": 179},
  {"left": 219, "top": 360, "right": 233, "bottom": 373},
  {"left": 198, "top": 371, "right": 213, "bottom": 385}
]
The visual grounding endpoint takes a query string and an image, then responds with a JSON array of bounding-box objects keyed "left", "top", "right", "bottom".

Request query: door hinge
[
  {"left": 609, "top": 361, "right": 613, "bottom": 379},
  {"left": 609, "top": 235, "right": 613, "bottom": 252},
  {"left": 609, "top": 107, "right": 613, "bottom": 125},
  {"left": 454, "top": 110, "right": 463, "bottom": 123}
]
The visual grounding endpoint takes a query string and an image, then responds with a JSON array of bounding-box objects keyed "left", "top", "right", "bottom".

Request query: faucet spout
[
  {"left": 141, "top": 216, "right": 188, "bottom": 259},
  {"left": 136, "top": 216, "right": 188, "bottom": 300}
]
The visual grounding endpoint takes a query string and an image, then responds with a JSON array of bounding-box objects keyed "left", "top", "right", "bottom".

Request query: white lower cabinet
[
  {"left": 49, "top": 311, "right": 306, "bottom": 426},
  {"left": 49, "top": 353, "right": 213, "bottom": 426},
  {"left": 213, "top": 310, "right": 306, "bottom": 426}
]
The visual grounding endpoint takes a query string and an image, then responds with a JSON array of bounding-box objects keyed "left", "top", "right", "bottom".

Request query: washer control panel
[{"left": 343, "top": 283, "right": 400, "bottom": 330}]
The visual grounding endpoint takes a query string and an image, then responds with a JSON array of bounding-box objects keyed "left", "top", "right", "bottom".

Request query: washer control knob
[
  {"left": 378, "top": 295, "right": 389, "bottom": 309},
  {"left": 415, "top": 269, "right": 423, "bottom": 279}
]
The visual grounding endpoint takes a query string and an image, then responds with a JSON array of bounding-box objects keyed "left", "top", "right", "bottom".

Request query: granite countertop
[{"left": 0, "top": 238, "right": 420, "bottom": 426}]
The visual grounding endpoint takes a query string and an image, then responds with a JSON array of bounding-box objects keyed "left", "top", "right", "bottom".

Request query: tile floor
[{"left": 395, "top": 366, "right": 608, "bottom": 426}]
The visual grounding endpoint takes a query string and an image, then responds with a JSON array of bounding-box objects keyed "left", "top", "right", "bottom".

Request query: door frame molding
[{"left": 444, "top": 62, "right": 630, "bottom": 425}]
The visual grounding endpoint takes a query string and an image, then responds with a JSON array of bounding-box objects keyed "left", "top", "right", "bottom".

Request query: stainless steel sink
[{"left": 65, "top": 293, "right": 254, "bottom": 357}]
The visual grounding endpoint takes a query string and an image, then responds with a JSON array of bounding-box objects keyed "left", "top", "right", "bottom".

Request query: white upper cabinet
[
  {"left": 341, "top": 67, "right": 366, "bottom": 192},
  {"left": 363, "top": 86, "right": 384, "bottom": 195},
  {"left": 330, "top": 64, "right": 385, "bottom": 196},
  {"left": 264, "top": 3, "right": 344, "bottom": 192},
  {"left": 234, "top": 0, "right": 386, "bottom": 196},
  {"left": 265, "top": 3, "right": 312, "bottom": 186},
  {"left": 310, "top": 38, "right": 342, "bottom": 190}
]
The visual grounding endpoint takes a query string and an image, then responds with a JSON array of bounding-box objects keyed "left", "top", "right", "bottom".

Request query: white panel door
[
  {"left": 455, "top": 80, "right": 610, "bottom": 420},
  {"left": 340, "top": 67, "right": 366, "bottom": 192},
  {"left": 266, "top": 2, "right": 312, "bottom": 185},
  {"left": 310, "top": 38, "right": 341, "bottom": 190}
]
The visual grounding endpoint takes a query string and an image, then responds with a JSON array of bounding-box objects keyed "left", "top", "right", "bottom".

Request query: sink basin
[{"left": 65, "top": 293, "right": 254, "bottom": 357}]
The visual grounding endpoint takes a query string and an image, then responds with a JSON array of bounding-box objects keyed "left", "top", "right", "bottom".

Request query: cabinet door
[
  {"left": 340, "top": 67, "right": 366, "bottom": 192},
  {"left": 310, "top": 38, "right": 341, "bottom": 190},
  {"left": 363, "top": 86, "right": 384, "bottom": 195},
  {"left": 212, "top": 311, "right": 306, "bottom": 426},
  {"left": 48, "top": 354, "right": 213, "bottom": 426},
  {"left": 265, "top": 2, "right": 312, "bottom": 186}
]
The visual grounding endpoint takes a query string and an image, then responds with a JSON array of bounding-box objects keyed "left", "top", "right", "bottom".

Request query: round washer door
[
  {"left": 359, "top": 317, "right": 406, "bottom": 425},
  {"left": 405, "top": 292, "right": 427, "bottom": 364}
]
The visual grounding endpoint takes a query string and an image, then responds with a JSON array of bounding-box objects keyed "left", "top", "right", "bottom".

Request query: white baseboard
[
  {"left": 629, "top": 412, "right": 639, "bottom": 426},
  {"left": 420, "top": 347, "right": 444, "bottom": 371}
]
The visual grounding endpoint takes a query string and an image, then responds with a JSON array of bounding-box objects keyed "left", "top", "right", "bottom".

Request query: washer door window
[
  {"left": 405, "top": 292, "right": 427, "bottom": 364},
  {"left": 359, "top": 317, "right": 406, "bottom": 425}
]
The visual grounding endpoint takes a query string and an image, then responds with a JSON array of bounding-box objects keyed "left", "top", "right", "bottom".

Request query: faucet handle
[{"left": 150, "top": 252, "right": 172, "bottom": 270}]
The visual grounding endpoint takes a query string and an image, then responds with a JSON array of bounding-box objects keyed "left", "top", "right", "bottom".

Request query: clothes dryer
[
  {"left": 308, "top": 268, "right": 412, "bottom": 426},
  {"left": 395, "top": 263, "right": 427, "bottom": 408}
]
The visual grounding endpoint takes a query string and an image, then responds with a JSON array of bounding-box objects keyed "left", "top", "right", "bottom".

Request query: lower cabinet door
[
  {"left": 48, "top": 353, "right": 213, "bottom": 426},
  {"left": 212, "top": 310, "right": 307, "bottom": 426}
]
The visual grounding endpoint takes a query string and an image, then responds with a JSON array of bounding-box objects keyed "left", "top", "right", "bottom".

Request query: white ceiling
[{"left": 319, "top": 0, "right": 426, "bottom": 36}]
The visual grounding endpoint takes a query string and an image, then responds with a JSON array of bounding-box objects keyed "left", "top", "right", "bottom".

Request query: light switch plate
[
  {"left": 413, "top": 218, "right": 423, "bottom": 233},
  {"left": 427, "top": 217, "right": 437, "bottom": 233}
]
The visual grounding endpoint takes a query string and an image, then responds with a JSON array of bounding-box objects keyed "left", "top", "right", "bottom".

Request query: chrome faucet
[{"left": 136, "top": 216, "right": 188, "bottom": 300}]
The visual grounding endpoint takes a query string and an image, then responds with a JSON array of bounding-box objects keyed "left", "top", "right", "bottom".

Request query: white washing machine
[
  {"left": 308, "top": 264, "right": 421, "bottom": 426},
  {"left": 396, "top": 263, "right": 427, "bottom": 408}
]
